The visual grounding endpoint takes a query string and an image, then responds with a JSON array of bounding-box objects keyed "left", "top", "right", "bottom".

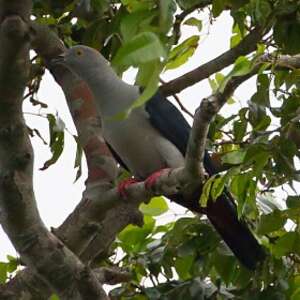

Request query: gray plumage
[{"left": 59, "top": 45, "right": 184, "bottom": 179}]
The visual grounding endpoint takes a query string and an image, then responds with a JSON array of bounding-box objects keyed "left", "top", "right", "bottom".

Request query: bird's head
[{"left": 51, "top": 45, "right": 110, "bottom": 78}]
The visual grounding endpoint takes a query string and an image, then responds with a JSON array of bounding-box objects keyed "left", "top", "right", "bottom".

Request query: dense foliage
[{"left": 3, "top": 0, "right": 300, "bottom": 299}]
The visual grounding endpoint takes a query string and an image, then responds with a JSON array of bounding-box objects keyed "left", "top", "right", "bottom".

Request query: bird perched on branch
[{"left": 52, "top": 45, "right": 265, "bottom": 270}]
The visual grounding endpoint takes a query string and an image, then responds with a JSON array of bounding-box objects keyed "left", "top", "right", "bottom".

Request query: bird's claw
[
  {"left": 117, "top": 178, "right": 139, "bottom": 198},
  {"left": 144, "top": 168, "right": 170, "bottom": 190}
]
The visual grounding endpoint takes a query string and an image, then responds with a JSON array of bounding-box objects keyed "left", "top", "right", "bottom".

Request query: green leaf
[
  {"left": 166, "top": 35, "right": 200, "bottom": 70},
  {"left": 121, "top": 0, "right": 156, "bottom": 12},
  {"left": 230, "top": 24, "right": 242, "bottom": 48},
  {"left": 221, "top": 149, "right": 246, "bottom": 165},
  {"left": 199, "top": 176, "right": 215, "bottom": 207},
  {"left": 208, "top": 77, "right": 218, "bottom": 92},
  {"left": 166, "top": 218, "right": 219, "bottom": 256},
  {"left": 176, "top": 0, "right": 205, "bottom": 10},
  {"left": 213, "top": 252, "right": 237, "bottom": 285},
  {"left": 159, "top": 0, "right": 176, "bottom": 33},
  {"left": 144, "top": 287, "right": 161, "bottom": 299},
  {"left": 274, "top": 19, "right": 300, "bottom": 55},
  {"left": 91, "top": 0, "right": 109, "bottom": 14},
  {"left": 113, "top": 61, "right": 161, "bottom": 120},
  {"left": 175, "top": 255, "right": 194, "bottom": 280},
  {"left": 233, "top": 119, "right": 247, "bottom": 142},
  {"left": 215, "top": 72, "right": 225, "bottom": 84},
  {"left": 230, "top": 173, "right": 250, "bottom": 199},
  {"left": 209, "top": 73, "right": 226, "bottom": 93},
  {"left": 183, "top": 17, "right": 202, "bottom": 31},
  {"left": 0, "top": 262, "right": 7, "bottom": 284},
  {"left": 291, "top": 288, "right": 300, "bottom": 300},
  {"left": 212, "top": 0, "right": 226, "bottom": 17},
  {"left": 113, "top": 32, "right": 166, "bottom": 67},
  {"left": 49, "top": 295, "right": 60, "bottom": 300},
  {"left": 40, "top": 114, "right": 65, "bottom": 170},
  {"left": 219, "top": 56, "right": 253, "bottom": 92},
  {"left": 117, "top": 216, "right": 155, "bottom": 253},
  {"left": 257, "top": 210, "right": 287, "bottom": 235},
  {"left": 287, "top": 196, "right": 300, "bottom": 209},
  {"left": 6, "top": 255, "right": 18, "bottom": 273},
  {"left": 227, "top": 0, "right": 249, "bottom": 9},
  {"left": 36, "top": 16, "right": 57, "bottom": 26},
  {"left": 229, "top": 56, "right": 253, "bottom": 77},
  {"left": 253, "top": 115, "right": 271, "bottom": 131},
  {"left": 272, "top": 232, "right": 300, "bottom": 258},
  {"left": 120, "top": 10, "right": 157, "bottom": 42},
  {"left": 246, "top": 148, "right": 270, "bottom": 177},
  {"left": 248, "top": 101, "right": 268, "bottom": 131},
  {"left": 211, "top": 175, "right": 226, "bottom": 201},
  {"left": 255, "top": 0, "right": 272, "bottom": 24},
  {"left": 230, "top": 32, "right": 242, "bottom": 48},
  {"left": 130, "top": 61, "right": 161, "bottom": 109},
  {"left": 251, "top": 74, "right": 270, "bottom": 107},
  {"left": 177, "top": 241, "right": 196, "bottom": 257},
  {"left": 230, "top": 173, "right": 251, "bottom": 215},
  {"left": 139, "top": 196, "right": 169, "bottom": 216}
]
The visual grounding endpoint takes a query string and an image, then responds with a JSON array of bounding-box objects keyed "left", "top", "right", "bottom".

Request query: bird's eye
[{"left": 75, "top": 49, "right": 83, "bottom": 56}]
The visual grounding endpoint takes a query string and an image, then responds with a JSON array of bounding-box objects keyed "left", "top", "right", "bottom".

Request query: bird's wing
[
  {"left": 145, "top": 91, "right": 217, "bottom": 175},
  {"left": 145, "top": 91, "right": 190, "bottom": 156}
]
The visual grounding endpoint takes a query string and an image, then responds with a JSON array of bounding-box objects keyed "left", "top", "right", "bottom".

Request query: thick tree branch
[
  {"left": 263, "top": 53, "right": 300, "bottom": 70},
  {"left": 0, "top": 22, "right": 143, "bottom": 300},
  {"left": 94, "top": 267, "right": 131, "bottom": 285},
  {"left": 184, "top": 68, "right": 259, "bottom": 181},
  {"left": 31, "top": 22, "right": 126, "bottom": 255},
  {"left": 0, "top": 265, "right": 129, "bottom": 300},
  {"left": 0, "top": 3, "right": 107, "bottom": 299},
  {"left": 160, "top": 26, "right": 265, "bottom": 96}
]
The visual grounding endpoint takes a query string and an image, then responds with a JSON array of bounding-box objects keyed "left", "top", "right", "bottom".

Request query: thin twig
[
  {"left": 160, "top": 78, "right": 194, "bottom": 118},
  {"left": 173, "top": 0, "right": 212, "bottom": 44},
  {"left": 172, "top": 93, "right": 194, "bottom": 118}
]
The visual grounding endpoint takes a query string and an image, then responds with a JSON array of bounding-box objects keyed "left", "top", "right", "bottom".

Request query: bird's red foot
[
  {"left": 117, "top": 178, "right": 139, "bottom": 198},
  {"left": 144, "top": 168, "right": 170, "bottom": 190}
]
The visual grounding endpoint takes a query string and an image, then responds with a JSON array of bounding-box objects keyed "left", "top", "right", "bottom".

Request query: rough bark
[{"left": 0, "top": 2, "right": 107, "bottom": 300}]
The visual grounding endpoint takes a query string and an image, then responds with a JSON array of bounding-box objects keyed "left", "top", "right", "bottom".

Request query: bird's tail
[
  {"left": 205, "top": 192, "right": 265, "bottom": 270},
  {"left": 203, "top": 152, "right": 265, "bottom": 269},
  {"left": 169, "top": 190, "right": 265, "bottom": 270}
]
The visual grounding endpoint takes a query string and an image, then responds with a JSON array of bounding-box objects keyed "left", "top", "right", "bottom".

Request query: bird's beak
[{"left": 50, "top": 52, "right": 66, "bottom": 66}]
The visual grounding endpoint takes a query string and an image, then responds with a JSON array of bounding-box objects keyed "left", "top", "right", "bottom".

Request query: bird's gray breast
[{"left": 102, "top": 108, "right": 184, "bottom": 179}]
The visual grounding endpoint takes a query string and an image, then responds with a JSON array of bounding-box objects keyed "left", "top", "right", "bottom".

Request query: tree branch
[
  {"left": 160, "top": 26, "right": 265, "bottom": 96},
  {"left": 94, "top": 267, "right": 131, "bottom": 285},
  {"left": 262, "top": 53, "right": 300, "bottom": 70},
  {"left": 31, "top": 22, "right": 125, "bottom": 254},
  {"left": 0, "top": 3, "right": 107, "bottom": 299},
  {"left": 184, "top": 68, "right": 259, "bottom": 180}
]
